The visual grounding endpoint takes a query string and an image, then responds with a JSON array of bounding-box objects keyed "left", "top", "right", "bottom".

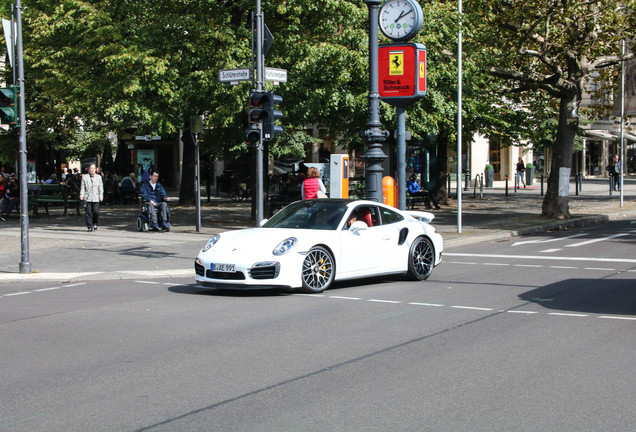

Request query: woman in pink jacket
[{"left": 301, "top": 167, "right": 327, "bottom": 199}]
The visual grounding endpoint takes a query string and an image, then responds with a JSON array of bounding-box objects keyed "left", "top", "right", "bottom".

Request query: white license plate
[{"left": 212, "top": 263, "right": 235, "bottom": 273}]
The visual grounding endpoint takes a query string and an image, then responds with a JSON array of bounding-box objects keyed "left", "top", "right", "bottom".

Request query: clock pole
[{"left": 362, "top": 0, "right": 389, "bottom": 203}]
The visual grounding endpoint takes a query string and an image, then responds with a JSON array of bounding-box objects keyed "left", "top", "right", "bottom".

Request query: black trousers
[{"left": 85, "top": 201, "right": 100, "bottom": 228}]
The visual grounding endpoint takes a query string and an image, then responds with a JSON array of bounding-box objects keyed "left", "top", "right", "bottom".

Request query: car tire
[
  {"left": 407, "top": 236, "right": 434, "bottom": 281},
  {"left": 301, "top": 246, "right": 335, "bottom": 293}
]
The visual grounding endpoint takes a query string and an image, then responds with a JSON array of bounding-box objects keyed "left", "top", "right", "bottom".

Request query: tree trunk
[
  {"left": 113, "top": 141, "right": 132, "bottom": 177},
  {"left": 541, "top": 90, "right": 578, "bottom": 219},
  {"left": 179, "top": 126, "right": 195, "bottom": 206},
  {"left": 436, "top": 131, "right": 448, "bottom": 203}
]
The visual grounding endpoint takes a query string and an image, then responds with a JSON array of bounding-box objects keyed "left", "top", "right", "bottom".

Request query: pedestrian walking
[
  {"left": 0, "top": 177, "right": 19, "bottom": 221},
  {"left": 516, "top": 157, "right": 526, "bottom": 188},
  {"left": 79, "top": 163, "right": 104, "bottom": 232},
  {"left": 611, "top": 154, "right": 622, "bottom": 191}
]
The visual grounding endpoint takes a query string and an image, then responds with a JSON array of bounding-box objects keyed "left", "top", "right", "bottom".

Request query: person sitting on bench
[{"left": 407, "top": 175, "right": 440, "bottom": 210}]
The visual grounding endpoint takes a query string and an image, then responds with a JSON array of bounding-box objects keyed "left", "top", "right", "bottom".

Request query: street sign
[
  {"left": 265, "top": 67, "right": 287, "bottom": 83},
  {"left": 263, "top": 24, "right": 273, "bottom": 57},
  {"left": 219, "top": 68, "right": 251, "bottom": 83}
]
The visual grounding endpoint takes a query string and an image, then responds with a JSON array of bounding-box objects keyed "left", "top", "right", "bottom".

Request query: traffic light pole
[
  {"left": 254, "top": 0, "right": 264, "bottom": 223},
  {"left": 16, "top": 0, "right": 30, "bottom": 273}
]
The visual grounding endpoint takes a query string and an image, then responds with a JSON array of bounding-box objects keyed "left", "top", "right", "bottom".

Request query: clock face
[{"left": 379, "top": 0, "right": 422, "bottom": 41}]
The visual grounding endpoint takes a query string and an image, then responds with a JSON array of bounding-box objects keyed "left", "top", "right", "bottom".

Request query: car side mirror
[{"left": 349, "top": 220, "right": 368, "bottom": 232}]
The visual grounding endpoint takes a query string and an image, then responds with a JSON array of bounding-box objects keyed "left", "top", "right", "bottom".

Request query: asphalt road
[{"left": 1, "top": 219, "right": 634, "bottom": 431}]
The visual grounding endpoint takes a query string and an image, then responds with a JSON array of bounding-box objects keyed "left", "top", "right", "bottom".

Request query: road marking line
[
  {"left": 565, "top": 233, "right": 629, "bottom": 248},
  {"left": 3, "top": 291, "right": 31, "bottom": 296},
  {"left": 451, "top": 305, "right": 494, "bottom": 311},
  {"left": 64, "top": 283, "right": 87, "bottom": 287},
  {"left": 329, "top": 295, "right": 362, "bottom": 300},
  {"left": 34, "top": 287, "right": 62, "bottom": 292},
  {"left": 511, "top": 233, "right": 587, "bottom": 247},
  {"left": 450, "top": 261, "right": 477, "bottom": 265},
  {"left": 514, "top": 264, "right": 543, "bottom": 268},
  {"left": 548, "top": 312, "right": 589, "bottom": 317},
  {"left": 134, "top": 280, "right": 161, "bottom": 284},
  {"left": 444, "top": 252, "right": 636, "bottom": 264},
  {"left": 550, "top": 266, "right": 578, "bottom": 269},
  {"left": 540, "top": 248, "right": 562, "bottom": 253},
  {"left": 599, "top": 316, "right": 636, "bottom": 321},
  {"left": 583, "top": 267, "right": 615, "bottom": 271},
  {"left": 295, "top": 295, "right": 634, "bottom": 323},
  {"left": 484, "top": 263, "right": 509, "bottom": 266}
]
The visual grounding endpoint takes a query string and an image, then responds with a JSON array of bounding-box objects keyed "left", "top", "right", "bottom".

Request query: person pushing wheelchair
[{"left": 139, "top": 170, "right": 170, "bottom": 231}]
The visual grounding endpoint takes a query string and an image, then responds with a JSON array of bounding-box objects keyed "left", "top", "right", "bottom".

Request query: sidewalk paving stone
[{"left": 0, "top": 178, "right": 633, "bottom": 282}]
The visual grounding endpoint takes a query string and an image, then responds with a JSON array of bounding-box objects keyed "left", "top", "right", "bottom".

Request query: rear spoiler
[{"left": 404, "top": 210, "right": 435, "bottom": 224}]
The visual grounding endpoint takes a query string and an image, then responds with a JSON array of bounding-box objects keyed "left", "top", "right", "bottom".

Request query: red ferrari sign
[{"left": 378, "top": 43, "right": 426, "bottom": 106}]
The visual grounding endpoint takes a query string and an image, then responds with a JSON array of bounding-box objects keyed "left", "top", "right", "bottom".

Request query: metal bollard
[
  {"left": 575, "top": 174, "right": 579, "bottom": 196},
  {"left": 480, "top": 173, "right": 484, "bottom": 198},
  {"left": 464, "top": 171, "right": 470, "bottom": 191},
  {"left": 609, "top": 175, "right": 613, "bottom": 196},
  {"left": 540, "top": 174, "right": 544, "bottom": 196},
  {"left": 505, "top": 175, "right": 509, "bottom": 197},
  {"left": 447, "top": 174, "right": 451, "bottom": 197}
]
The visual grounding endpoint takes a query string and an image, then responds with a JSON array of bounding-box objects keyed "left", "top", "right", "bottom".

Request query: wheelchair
[{"left": 136, "top": 200, "right": 170, "bottom": 232}]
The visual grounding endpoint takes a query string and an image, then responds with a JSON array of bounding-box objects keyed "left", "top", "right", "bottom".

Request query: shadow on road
[{"left": 519, "top": 278, "right": 636, "bottom": 316}]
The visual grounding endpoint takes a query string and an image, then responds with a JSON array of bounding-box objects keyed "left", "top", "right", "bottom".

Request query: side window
[
  {"left": 379, "top": 207, "right": 404, "bottom": 225},
  {"left": 356, "top": 206, "right": 375, "bottom": 227}
]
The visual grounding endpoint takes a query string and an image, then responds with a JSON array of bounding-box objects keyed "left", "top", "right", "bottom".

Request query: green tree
[{"left": 475, "top": 0, "right": 635, "bottom": 218}]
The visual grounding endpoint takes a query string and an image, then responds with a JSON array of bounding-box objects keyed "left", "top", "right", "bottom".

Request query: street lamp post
[
  {"left": 456, "top": 0, "right": 463, "bottom": 233},
  {"left": 619, "top": 39, "right": 625, "bottom": 207},
  {"left": 16, "top": 0, "right": 30, "bottom": 273},
  {"left": 362, "top": 0, "right": 389, "bottom": 203}
]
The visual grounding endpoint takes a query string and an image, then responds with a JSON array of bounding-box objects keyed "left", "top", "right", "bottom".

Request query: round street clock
[{"left": 379, "top": 0, "right": 424, "bottom": 42}]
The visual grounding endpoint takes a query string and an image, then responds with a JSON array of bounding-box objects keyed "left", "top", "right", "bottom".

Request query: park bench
[
  {"left": 28, "top": 183, "right": 81, "bottom": 216},
  {"left": 406, "top": 191, "right": 429, "bottom": 210}
]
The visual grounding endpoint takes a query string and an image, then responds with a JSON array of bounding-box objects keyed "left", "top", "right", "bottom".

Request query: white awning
[{"left": 584, "top": 130, "right": 636, "bottom": 142}]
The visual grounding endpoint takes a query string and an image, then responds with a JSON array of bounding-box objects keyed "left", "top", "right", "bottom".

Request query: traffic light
[
  {"left": 246, "top": 90, "right": 266, "bottom": 145},
  {"left": 248, "top": 90, "right": 269, "bottom": 124},
  {"left": 0, "top": 85, "right": 19, "bottom": 128},
  {"left": 246, "top": 90, "right": 283, "bottom": 143},
  {"left": 262, "top": 92, "right": 283, "bottom": 141},
  {"left": 245, "top": 123, "right": 260, "bottom": 146}
]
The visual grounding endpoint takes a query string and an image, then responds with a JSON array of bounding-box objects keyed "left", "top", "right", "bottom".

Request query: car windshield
[{"left": 263, "top": 200, "right": 348, "bottom": 230}]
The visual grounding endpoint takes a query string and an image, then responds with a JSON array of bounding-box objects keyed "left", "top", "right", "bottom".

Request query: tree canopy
[
  {"left": 473, "top": 0, "right": 635, "bottom": 217},
  {"left": 1, "top": 0, "right": 632, "bottom": 214}
]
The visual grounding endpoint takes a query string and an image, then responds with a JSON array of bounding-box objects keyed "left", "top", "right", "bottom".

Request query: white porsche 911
[{"left": 195, "top": 199, "right": 443, "bottom": 293}]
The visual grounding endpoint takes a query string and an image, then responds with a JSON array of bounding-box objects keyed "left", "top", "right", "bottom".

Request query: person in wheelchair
[{"left": 139, "top": 170, "right": 170, "bottom": 231}]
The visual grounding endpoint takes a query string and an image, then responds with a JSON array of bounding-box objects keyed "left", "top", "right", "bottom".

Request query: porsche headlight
[
  {"left": 201, "top": 234, "right": 220, "bottom": 252},
  {"left": 273, "top": 237, "right": 297, "bottom": 256}
]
